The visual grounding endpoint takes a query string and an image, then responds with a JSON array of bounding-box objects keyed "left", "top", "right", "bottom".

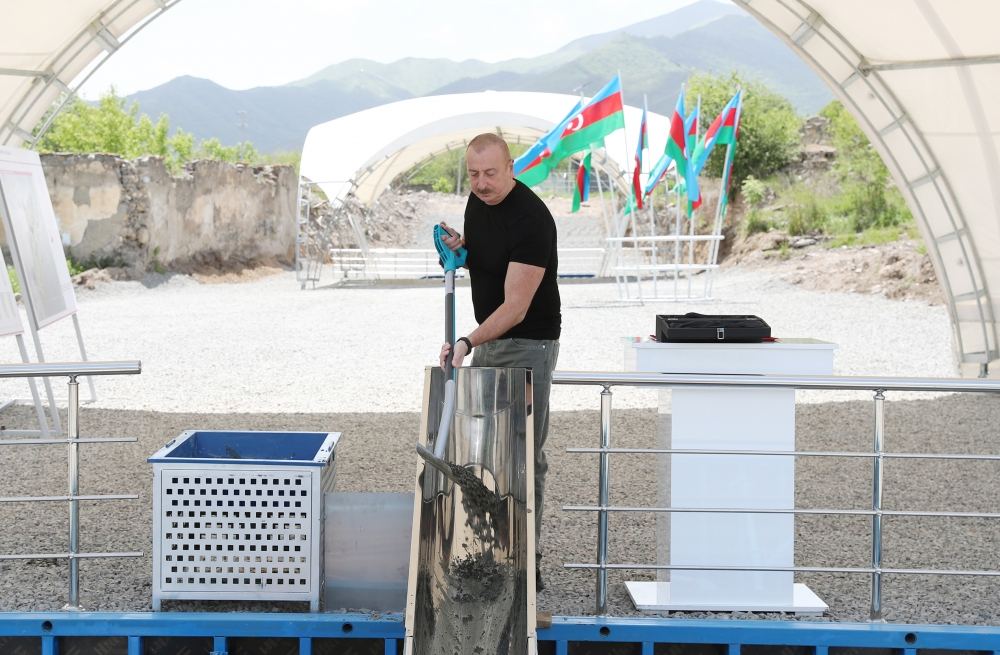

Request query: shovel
[{"left": 416, "top": 224, "right": 467, "bottom": 477}]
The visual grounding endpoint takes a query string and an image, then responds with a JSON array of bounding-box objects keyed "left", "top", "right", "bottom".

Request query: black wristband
[{"left": 457, "top": 337, "right": 473, "bottom": 354}]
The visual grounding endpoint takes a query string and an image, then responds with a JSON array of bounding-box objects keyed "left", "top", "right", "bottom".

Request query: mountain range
[{"left": 125, "top": 0, "right": 831, "bottom": 154}]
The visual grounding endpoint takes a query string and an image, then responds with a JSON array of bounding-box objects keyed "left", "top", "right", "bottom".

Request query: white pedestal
[{"left": 626, "top": 338, "right": 836, "bottom": 613}]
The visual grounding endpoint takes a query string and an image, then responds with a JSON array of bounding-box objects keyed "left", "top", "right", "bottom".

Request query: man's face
[{"left": 466, "top": 144, "right": 514, "bottom": 206}]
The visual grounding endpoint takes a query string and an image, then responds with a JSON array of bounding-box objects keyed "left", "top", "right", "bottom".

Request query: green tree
[
  {"left": 406, "top": 148, "right": 467, "bottom": 193},
  {"left": 820, "top": 100, "right": 910, "bottom": 231},
  {"left": 404, "top": 142, "right": 530, "bottom": 193},
  {"left": 197, "top": 137, "right": 259, "bottom": 164},
  {"left": 685, "top": 72, "right": 801, "bottom": 189},
  {"left": 35, "top": 90, "right": 264, "bottom": 172}
]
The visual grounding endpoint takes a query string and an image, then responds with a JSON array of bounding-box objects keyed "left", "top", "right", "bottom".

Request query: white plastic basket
[{"left": 149, "top": 430, "right": 340, "bottom": 611}]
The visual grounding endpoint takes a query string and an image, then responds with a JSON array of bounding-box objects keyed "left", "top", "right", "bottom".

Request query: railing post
[
  {"left": 65, "top": 375, "right": 82, "bottom": 611},
  {"left": 596, "top": 384, "right": 612, "bottom": 614},
  {"left": 870, "top": 388, "right": 886, "bottom": 621}
]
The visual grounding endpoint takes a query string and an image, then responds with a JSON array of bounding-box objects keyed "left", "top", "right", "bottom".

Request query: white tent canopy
[
  {"left": 2, "top": 0, "right": 999, "bottom": 373},
  {"left": 298, "top": 91, "right": 670, "bottom": 207},
  {"left": 0, "top": 0, "right": 177, "bottom": 146},
  {"left": 735, "top": 0, "right": 1000, "bottom": 373}
]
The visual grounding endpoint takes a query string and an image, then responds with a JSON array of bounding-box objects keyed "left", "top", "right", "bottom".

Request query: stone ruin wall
[{"left": 33, "top": 154, "right": 297, "bottom": 275}]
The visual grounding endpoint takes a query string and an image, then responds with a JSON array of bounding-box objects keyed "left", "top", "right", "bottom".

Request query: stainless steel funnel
[{"left": 404, "top": 366, "right": 537, "bottom": 655}]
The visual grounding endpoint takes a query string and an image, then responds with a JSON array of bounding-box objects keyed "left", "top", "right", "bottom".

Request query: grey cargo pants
[{"left": 472, "top": 337, "right": 559, "bottom": 557}]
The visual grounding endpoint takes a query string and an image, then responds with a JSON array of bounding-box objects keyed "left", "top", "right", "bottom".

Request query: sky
[{"left": 80, "top": 0, "right": 712, "bottom": 98}]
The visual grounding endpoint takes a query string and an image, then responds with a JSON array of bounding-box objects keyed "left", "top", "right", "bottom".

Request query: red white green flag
[
  {"left": 571, "top": 151, "right": 592, "bottom": 213},
  {"left": 631, "top": 100, "right": 648, "bottom": 210}
]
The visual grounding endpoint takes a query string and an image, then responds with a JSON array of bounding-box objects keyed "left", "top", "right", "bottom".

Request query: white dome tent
[
  {"left": 1, "top": 0, "right": 998, "bottom": 373},
  {"left": 298, "top": 91, "right": 668, "bottom": 207}
]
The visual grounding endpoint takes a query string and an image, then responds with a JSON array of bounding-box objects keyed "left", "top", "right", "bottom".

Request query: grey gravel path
[
  {"left": 0, "top": 267, "right": 993, "bottom": 627},
  {"left": 0, "top": 268, "right": 956, "bottom": 414}
]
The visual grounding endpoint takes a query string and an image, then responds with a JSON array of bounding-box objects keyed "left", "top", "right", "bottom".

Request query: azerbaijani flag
[
  {"left": 644, "top": 86, "right": 687, "bottom": 197},
  {"left": 691, "top": 89, "right": 741, "bottom": 174},
  {"left": 571, "top": 151, "right": 592, "bottom": 213},
  {"left": 632, "top": 102, "right": 648, "bottom": 210},
  {"left": 717, "top": 93, "right": 744, "bottom": 217},
  {"left": 666, "top": 88, "right": 688, "bottom": 187},
  {"left": 514, "top": 99, "right": 584, "bottom": 187},
  {"left": 547, "top": 75, "right": 625, "bottom": 166},
  {"left": 684, "top": 99, "right": 701, "bottom": 213}
]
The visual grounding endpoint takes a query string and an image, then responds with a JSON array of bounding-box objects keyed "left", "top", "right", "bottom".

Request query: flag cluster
[
  {"left": 642, "top": 88, "right": 742, "bottom": 217},
  {"left": 513, "top": 75, "right": 742, "bottom": 220}
]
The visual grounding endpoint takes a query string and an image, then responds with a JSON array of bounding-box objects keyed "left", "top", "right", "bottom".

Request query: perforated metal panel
[
  {"left": 161, "top": 470, "right": 313, "bottom": 589},
  {"left": 150, "top": 431, "right": 339, "bottom": 612}
]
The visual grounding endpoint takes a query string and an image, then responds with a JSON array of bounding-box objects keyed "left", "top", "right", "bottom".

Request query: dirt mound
[{"left": 726, "top": 232, "right": 942, "bottom": 304}]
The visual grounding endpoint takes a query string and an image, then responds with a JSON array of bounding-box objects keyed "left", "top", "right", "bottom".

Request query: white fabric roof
[
  {"left": 299, "top": 91, "right": 670, "bottom": 207},
  {"left": 0, "top": 0, "right": 178, "bottom": 146},
  {"left": 735, "top": 0, "right": 1000, "bottom": 372},
  {"left": 2, "top": 0, "right": 998, "bottom": 372}
]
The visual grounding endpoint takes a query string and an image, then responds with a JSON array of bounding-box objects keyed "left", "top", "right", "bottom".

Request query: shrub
[
  {"left": 820, "top": 100, "right": 912, "bottom": 232},
  {"left": 785, "top": 186, "right": 830, "bottom": 236},
  {"left": 741, "top": 176, "right": 766, "bottom": 208},
  {"left": 745, "top": 210, "right": 772, "bottom": 235}
]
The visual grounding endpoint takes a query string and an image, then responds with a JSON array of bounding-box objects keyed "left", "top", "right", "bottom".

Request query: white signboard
[{"left": 0, "top": 146, "right": 77, "bottom": 330}]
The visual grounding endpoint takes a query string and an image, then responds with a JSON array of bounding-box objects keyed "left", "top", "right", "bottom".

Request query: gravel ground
[
  {"left": 1, "top": 267, "right": 995, "bottom": 626},
  {"left": 0, "top": 268, "right": 956, "bottom": 414}
]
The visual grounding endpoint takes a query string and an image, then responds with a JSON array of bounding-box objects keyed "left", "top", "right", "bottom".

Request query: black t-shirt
[{"left": 463, "top": 180, "right": 561, "bottom": 340}]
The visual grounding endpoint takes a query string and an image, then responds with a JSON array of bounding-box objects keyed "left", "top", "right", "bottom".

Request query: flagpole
[
  {"left": 706, "top": 89, "right": 743, "bottom": 299},
  {"left": 688, "top": 95, "right": 701, "bottom": 299},
  {"left": 595, "top": 157, "right": 624, "bottom": 297},
  {"left": 673, "top": 166, "right": 681, "bottom": 299},
  {"left": 613, "top": 156, "right": 641, "bottom": 301},
  {"left": 641, "top": 94, "right": 660, "bottom": 299},
  {"left": 590, "top": 150, "right": 612, "bottom": 274},
  {"left": 616, "top": 71, "right": 642, "bottom": 302},
  {"left": 603, "top": 153, "right": 636, "bottom": 299}
]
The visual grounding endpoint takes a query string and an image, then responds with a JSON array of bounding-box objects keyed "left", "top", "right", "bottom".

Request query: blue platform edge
[
  {"left": 2, "top": 612, "right": 999, "bottom": 652},
  {"left": 147, "top": 430, "right": 340, "bottom": 467}
]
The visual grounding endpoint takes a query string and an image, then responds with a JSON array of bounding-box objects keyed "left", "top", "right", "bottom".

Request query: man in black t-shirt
[{"left": 439, "top": 133, "right": 560, "bottom": 589}]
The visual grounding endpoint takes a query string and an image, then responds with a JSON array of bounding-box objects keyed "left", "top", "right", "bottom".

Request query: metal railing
[
  {"left": 552, "top": 370, "right": 1000, "bottom": 618},
  {"left": 0, "top": 361, "right": 143, "bottom": 610},
  {"left": 326, "top": 247, "right": 606, "bottom": 280}
]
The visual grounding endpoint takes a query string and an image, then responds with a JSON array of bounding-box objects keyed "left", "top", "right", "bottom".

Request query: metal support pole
[
  {"left": 596, "top": 384, "right": 612, "bottom": 614},
  {"left": 870, "top": 388, "right": 886, "bottom": 621},
  {"left": 65, "top": 375, "right": 81, "bottom": 610},
  {"left": 72, "top": 314, "right": 98, "bottom": 403}
]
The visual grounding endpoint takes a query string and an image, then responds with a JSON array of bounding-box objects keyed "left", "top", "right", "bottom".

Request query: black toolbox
[{"left": 656, "top": 313, "right": 771, "bottom": 343}]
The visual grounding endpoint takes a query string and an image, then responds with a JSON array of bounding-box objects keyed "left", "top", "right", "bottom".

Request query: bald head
[{"left": 467, "top": 133, "right": 512, "bottom": 160}]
